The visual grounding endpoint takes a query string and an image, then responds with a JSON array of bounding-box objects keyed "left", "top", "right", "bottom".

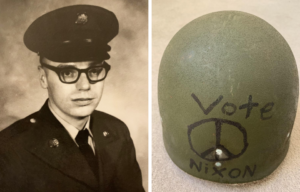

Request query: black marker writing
[
  {"left": 191, "top": 93, "right": 223, "bottom": 115},
  {"left": 190, "top": 158, "right": 257, "bottom": 179},
  {"left": 260, "top": 102, "right": 275, "bottom": 120},
  {"left": 239, "top": 95, "right": 259, "bottom": 119}
]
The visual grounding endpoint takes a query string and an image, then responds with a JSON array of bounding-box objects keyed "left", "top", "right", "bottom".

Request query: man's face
[{"left": 40, "top": 57, "right": 105, "bottom": 119}]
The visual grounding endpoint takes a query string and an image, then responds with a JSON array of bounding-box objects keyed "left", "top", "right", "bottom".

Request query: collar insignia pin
[
  {"left": 103, "top": 131, "right": 109, "bottom": 137},
  {"left": 75, "top": 13, "right": 88, "bottom": 25},
  {"left": 49, "top": 138, "right": 59, "bottom": 148}
]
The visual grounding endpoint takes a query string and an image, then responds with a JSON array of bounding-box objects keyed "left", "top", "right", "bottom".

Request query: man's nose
[{"left": 76, "top": 73, "right": 91, "bottom": 90}]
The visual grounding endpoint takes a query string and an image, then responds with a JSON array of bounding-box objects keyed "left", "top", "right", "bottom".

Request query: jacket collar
[{"left": 90, "top": 108, "right": 124, "bottom": 191}]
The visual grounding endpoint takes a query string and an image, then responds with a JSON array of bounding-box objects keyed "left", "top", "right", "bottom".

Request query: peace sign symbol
[{"left": 188, "top": 118, "right": 248, "bottom": 162}]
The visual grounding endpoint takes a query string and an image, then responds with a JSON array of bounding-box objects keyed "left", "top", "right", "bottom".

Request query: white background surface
[{"left": 152, "top": 0, "right": 300, "bottom": 191}]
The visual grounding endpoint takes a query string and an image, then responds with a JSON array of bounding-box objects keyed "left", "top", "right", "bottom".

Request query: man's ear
[{"left": 38, "top": 66, "right": 48, "bottom": 89}]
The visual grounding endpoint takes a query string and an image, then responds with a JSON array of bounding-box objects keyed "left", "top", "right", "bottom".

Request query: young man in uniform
[{"left": 0, "top": 5, "right": 144, "bottom": 192}]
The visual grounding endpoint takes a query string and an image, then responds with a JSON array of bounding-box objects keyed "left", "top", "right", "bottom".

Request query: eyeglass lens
[{"left": 60, "top": 67, "right": 106, "bottom": 83}]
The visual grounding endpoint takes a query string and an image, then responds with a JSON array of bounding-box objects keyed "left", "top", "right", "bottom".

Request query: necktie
[{"left": 75, "top": 129, "right": 98, "bottom": 178}]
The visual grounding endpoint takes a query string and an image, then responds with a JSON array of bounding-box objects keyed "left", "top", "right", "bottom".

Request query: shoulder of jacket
[
  {"left": 92, "top": 110, "right": 130, "bottom": 135},
  {"left": 93, "top": 110, "right": 126, "bottom": 125},
  {"left": 0, "top": 112, "right": 39, "bottom": 144}
]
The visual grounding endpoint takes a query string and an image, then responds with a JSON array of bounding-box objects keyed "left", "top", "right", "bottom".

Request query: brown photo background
[{"left": 0, "top": 0, "right": 148, "bottom": 190}]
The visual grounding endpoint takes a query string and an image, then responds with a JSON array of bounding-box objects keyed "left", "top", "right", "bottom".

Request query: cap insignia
[{"left": 75, "top": 13, "right": 88, "bottom": 25}]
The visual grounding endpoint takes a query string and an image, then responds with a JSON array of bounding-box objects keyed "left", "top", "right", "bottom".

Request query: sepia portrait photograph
[{"left": 0, "top": 0, "right": 148, "bottom": 191}]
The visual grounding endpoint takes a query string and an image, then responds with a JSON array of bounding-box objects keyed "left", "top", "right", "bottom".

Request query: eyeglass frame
[{"left": 40, "top": 61, "right": 111, "bottom": 84}]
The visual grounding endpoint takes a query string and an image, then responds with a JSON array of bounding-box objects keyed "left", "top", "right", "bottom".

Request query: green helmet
[{"left": 158, "top": 11, "right": 298, "bottom": 183}]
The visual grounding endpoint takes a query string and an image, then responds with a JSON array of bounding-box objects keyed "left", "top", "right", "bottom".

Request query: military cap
[{"left": 24, "top": 5, "right": 119, "bottom": 62}]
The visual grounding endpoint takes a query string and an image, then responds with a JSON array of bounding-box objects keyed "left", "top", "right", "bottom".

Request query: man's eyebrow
[
  {"left": 56, "top": 61, "right": 104, "bottom": 68},
  {"left": 89, "top": 61, "right": 104, "bottom": 66},
  {"left": 57, "top": 64, "right": 76, "bottom": 68}
]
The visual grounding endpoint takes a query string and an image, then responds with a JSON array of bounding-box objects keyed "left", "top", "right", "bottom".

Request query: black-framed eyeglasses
[{"left": 40, "top": 61, "right": 111, "bottom": 84}]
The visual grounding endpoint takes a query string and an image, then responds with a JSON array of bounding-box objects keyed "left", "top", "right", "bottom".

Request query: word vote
[{"left": 191, "top": 94, "right": 274, "bottom": 120}]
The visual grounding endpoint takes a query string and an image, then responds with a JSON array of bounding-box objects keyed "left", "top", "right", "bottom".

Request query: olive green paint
[{"left": 158, "top": 11, "right": 298, "bottom": 183}]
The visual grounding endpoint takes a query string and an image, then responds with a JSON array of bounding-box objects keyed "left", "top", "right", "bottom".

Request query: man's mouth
[{"left": 72, "top": 98, "right": 94, "bottom": 106}]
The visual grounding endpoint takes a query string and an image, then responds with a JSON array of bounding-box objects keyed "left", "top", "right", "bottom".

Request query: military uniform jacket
[{"left": 0, "top": 101, "right": 144, "bottom": 192}]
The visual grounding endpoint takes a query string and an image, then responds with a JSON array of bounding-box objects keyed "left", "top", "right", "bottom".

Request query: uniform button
[
  {"left": 103, "top": 131, "right": 109, "bottom": 137},
  {"left": 30, "top": 118, "right": 36, "bottom": 123}
]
